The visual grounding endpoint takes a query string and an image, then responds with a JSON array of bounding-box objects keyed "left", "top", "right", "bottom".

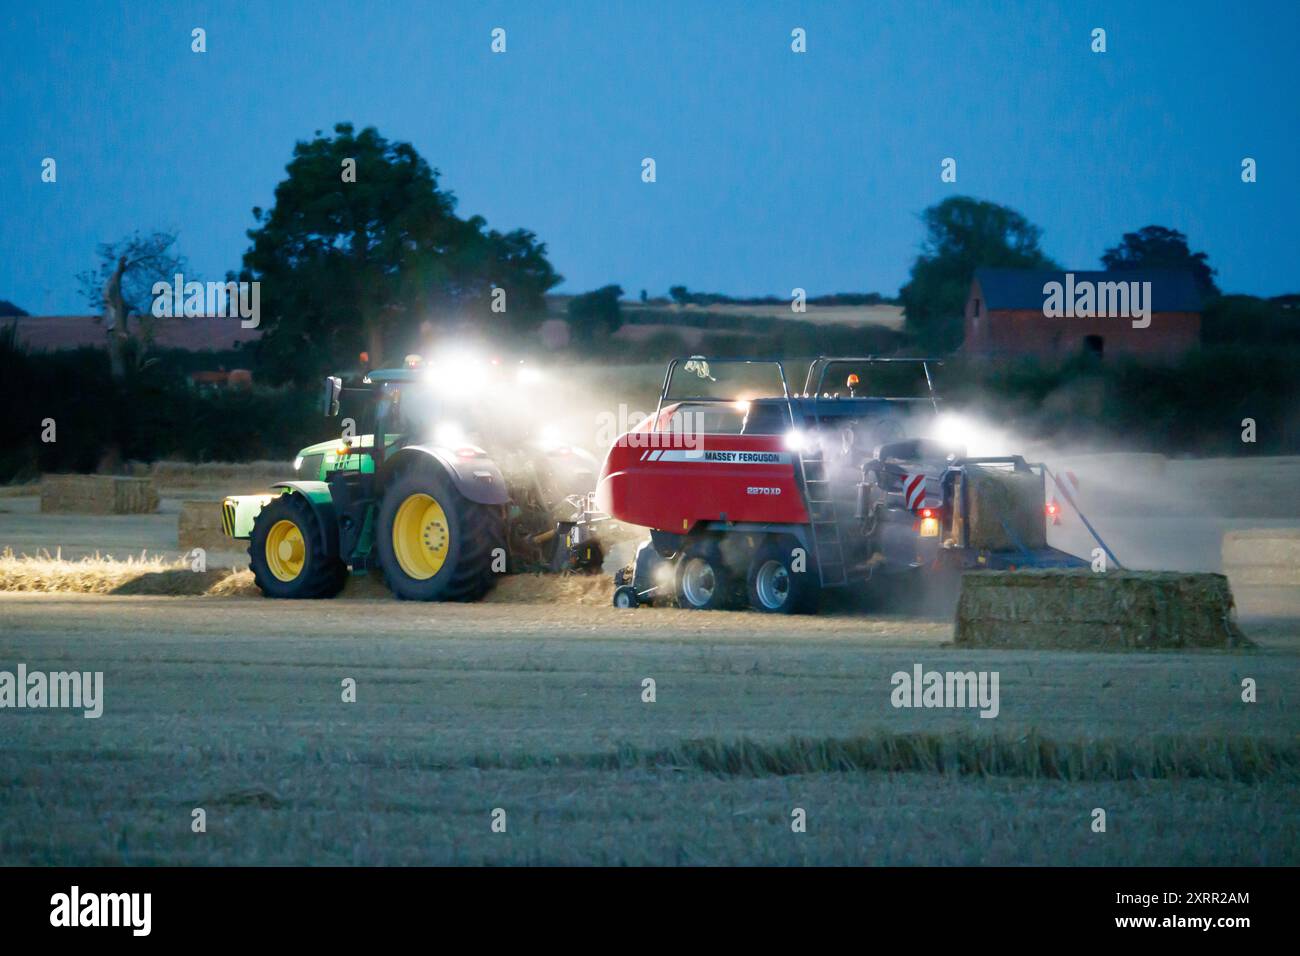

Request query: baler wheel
[
  {"left": 745, "top": 541, "right": 818, "bottom": 614},
  {"left": 674, "top": 547, "right": 737, "bottom": 610}
]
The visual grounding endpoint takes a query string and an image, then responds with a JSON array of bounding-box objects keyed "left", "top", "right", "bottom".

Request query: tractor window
[
  {"left": 664, "top": 359, "right": 787, "bottom": 403},
  {"left": 666, "top": 403, "right": 747, "bottom": 435},
  {"left": 334, "top": 386, "right": 376, "bottom": 436},
  {"left": 806, "top": 360, "right": 937, "bottom": 399},
  {"left": 741, "top": 401, "right": 792, "bottom": 435}
]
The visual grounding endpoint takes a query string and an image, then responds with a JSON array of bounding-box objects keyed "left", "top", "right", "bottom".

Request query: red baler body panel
[{"left": 595, "top": 405, "right": 810, "bottom": 532}]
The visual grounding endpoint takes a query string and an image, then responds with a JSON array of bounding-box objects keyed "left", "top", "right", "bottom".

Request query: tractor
[
  {"left": 222, "top": 356, "right": 608, "bottom": 600},
  {"left": 598, "top": 356, "right": 1118, "bottom": 612}
]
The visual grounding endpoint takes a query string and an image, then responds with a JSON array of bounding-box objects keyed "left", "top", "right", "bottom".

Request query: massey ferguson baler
[{"left": 598, "top": 356, "right": 1115, "bottom": 613}]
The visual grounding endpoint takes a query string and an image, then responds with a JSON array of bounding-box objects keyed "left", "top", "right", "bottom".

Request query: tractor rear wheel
[
  {"left": 377, "top": 460, "right": 506, "bottom": 601},
  {"left": 248, "top": 492, "right": 347, "bottom": 599},
  {"left": 746, "top": 540, "right": 818, "bottom": 613}
]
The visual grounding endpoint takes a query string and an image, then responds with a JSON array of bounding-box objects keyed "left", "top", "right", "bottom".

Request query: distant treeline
[
  {"left": 3, "top": 316, "right": 1298, "bottom": 485},
  {"left": 0, "top": 330, "right": 320, "bottom": 483},
  {"left": 664, "top": 286, "right": 899, "bottom": 308},
  {"left": 1202, "top": 295, "right": 1300, "bottom": 347}
]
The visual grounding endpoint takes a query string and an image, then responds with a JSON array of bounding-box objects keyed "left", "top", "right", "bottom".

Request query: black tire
[
  {"left": 248, "top": 492, "right": 347, "bottom": 599},
  {"left": 746, "top": 540, "right": 819, "bottom": 614},
  {"left": 673, "top": 543, "right": 738, "bottom": 610},
  {"left": 376, "top": 459, "right": 507, "bottom": 602},
  {"left": 612, "top": 585, "right": 640, "bottom": 609}
]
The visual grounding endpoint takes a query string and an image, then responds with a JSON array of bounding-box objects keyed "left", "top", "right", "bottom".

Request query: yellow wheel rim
[
  {"left": 265, "top": 519, "right": 306, "bottom": 582},
  {"left": 392, "top": 493, "right": 450, "bottom": 580}
]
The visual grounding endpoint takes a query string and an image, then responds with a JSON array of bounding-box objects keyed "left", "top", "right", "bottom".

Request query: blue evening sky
[{"left": 2, "top": 0, "right": 1296, "bottom": 314}]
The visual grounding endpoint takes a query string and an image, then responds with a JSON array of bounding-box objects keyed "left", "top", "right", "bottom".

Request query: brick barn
[{"left": 963, "top": 268, "right": 1202, "bottom": 360}]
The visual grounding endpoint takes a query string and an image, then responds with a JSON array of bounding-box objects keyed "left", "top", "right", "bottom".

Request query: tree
[
  {"left": 567, "top": 285, "right": 624, "bottom": 345},
  {"left": 244, "top": 123, "right": 561, "bottom": 383},
  {"left": 75, "top": 231, "right": 188, "bottom": 379},
  {"left": 1101, "top": 225, "right": 1219, "bottom": 298},
  {"left": 900, "top": 197, "right": 1059, "bottom": 352},
  {"left": 1201, "top": 295, "right": 1300, "bottom": 347}
]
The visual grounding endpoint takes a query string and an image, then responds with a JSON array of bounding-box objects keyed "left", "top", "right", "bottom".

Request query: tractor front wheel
[
  {"left": 248, "top": 493, "right": 347, "bottom": 599},
  {"left": 377, "top": 461, "right": 506, "bottom": 601}
]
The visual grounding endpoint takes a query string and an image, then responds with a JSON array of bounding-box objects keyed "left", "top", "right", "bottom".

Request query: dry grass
[
  {"left": 0, "top": 549, "right": 610, "bottom": 604},
  {"left": 0, "top": 548, "right": 252, "bottom": 596},
  {"left": 462, "top": 730, "right": 1299, "bottom": 784},
  {"left": 4, "top": 592, "right": 1295, "bottom": 865},
  {"left": 488, "top": 572, "right": 611, "bottom": 605}
]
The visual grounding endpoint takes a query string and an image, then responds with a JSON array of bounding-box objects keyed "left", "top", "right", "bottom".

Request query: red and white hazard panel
[{"left": 903, "top": 473, "right": 928, "bottom": 512}]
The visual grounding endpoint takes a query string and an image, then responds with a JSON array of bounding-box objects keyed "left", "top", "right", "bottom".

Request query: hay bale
[
  {"left": 178, "top": 500, "right": 240, "bottom": 552},
  {"left": 1222, "top": 528, "right": 1300, "bottom": 614},
  {"left": 954, "top": 465, "right": 1046, "bottom": 552},
  {"left": 955, "top": 569, "right": 1250, "bottom": 649},
  {"left": 151, "top": 460, "right": 291, "bottom": 491},
  {"left": 40, "top": 475, "right": 158, "bottom": 514},
  {"left": 1222, "top": 528, "right": 1300, "bottom": 569},
  {"left": 1226, "top": 565, "right": 1300, "bottom": 588}
]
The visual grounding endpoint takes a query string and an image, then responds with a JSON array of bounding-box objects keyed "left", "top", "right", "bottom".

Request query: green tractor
[{"left": 222, "top": 358, "right": 607, "bottom": 601}]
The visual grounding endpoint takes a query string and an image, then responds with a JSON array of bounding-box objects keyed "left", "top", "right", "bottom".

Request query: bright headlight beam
[{"left": 434, "top": 422, "right": 467, "bottom": 448}]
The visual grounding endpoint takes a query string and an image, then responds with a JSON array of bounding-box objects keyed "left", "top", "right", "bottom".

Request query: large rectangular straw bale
[
  {"left": 177, "top": 500, "right": 239, "bottom": 552},
  {"left": 955, "top": 569, "right": 1249, "bottom": 649},
  {"left": 151, "top": 460, "right": 292, "bottom": 490},
  {"left": 1222, "top": 528, "right": 1300, "bottom": 569},
  {"left": 40, "top": 475, "right": 159, "bottom": 515},
  {"left": 954, "top": 465, "right": 1046, "bottom": 552},
  {"left": 1221, "top": 528, "right": 1300, "bottom": 613}
]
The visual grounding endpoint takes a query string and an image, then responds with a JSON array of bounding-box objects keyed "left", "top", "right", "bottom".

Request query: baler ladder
[{"left": 799, "top": 452, "right": 848, "bottom": 587}]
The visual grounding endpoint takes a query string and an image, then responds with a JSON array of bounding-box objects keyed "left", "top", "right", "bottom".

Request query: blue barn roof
[{"left": 973, "top": 269, "right": 1203, "bottom": 312}]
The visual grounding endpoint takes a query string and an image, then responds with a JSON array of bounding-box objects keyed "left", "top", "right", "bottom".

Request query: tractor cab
[{"left": 651, "top": 355, "right": 943, "bottom": 465}]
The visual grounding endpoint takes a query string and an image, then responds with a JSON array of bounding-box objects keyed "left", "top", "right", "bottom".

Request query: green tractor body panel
[
  {"left": 294, "top": 435, "right": 404, "bottom": 481},
  {"left": 222, "top": 481, "right": 337, "bottom": 542},
  {"left": 270, "top": 481, "right": 339, "bottom": 558},
  {"left": 222, "top": 493, "right": 277, "bottom": 539}
]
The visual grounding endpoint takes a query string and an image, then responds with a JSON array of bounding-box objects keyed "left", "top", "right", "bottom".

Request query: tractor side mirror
[{"left": 322, "top": 376, "right": 342, "bottom": 417}]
